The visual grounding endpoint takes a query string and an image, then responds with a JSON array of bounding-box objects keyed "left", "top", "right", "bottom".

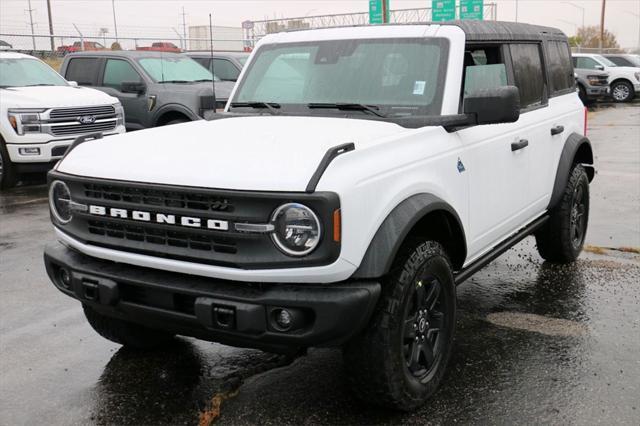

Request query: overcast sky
[{"left": 1, "top": 0, "right": 639, "bottom": 48}]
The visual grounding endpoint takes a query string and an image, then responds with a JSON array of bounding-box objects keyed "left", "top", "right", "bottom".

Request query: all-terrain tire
[
  {"left": 535, "top": 164, "right": 589, "bottom": 263},
  {"left": 343, "top": 240, "right": 456, "bottom": 411},
  {"left": 83, "top": 305, "right": 175, "bottom": 349},
  {"left": 0, "top": 139, "right": 17, "bottom": 190}
]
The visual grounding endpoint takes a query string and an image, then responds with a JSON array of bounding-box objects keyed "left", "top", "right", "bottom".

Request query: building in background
[{"left": 188, "top": 26, "right": 243, "bottom": 51}]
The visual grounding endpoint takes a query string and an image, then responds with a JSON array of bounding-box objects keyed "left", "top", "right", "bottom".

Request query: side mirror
[
  {"left": 120, "top": 81, "right": 146, "bottom": 94},
  {"left": 67, "top": 80, "right": 78, "bottom": 87},
  {"left": 463, "top": 86, "right": 520, "bottom": 125},
  {"left": 595, "top": 64, "right": 605, "bottom": 71}
]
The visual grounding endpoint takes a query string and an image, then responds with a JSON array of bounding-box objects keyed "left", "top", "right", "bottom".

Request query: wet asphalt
[{"left": 0, "top": 104, "right": 639, "bottom": 425}]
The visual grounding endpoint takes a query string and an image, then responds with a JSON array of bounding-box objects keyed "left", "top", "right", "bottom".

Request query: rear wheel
[
  {"left": 83, "top": 305, "right": 175, "bottom": 349},
  {"left": 0, "top": 141, "right": 17, "bottom": 190},
  {"left": 536, "top": 165, "right": 589, "bottom": 263},
  {"left": 343, "top": 240, "right": 456, "bottom": 411},
  {"left": 611, "top": 80, "right": 634, "bottom": 103}
]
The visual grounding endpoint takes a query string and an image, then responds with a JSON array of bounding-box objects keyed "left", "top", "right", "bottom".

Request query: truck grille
[
  {"left": 56, "top": 175, "right": 340, "bottom": 269},
  {"left": 83, "top": 183, "right": 233, "bottom": 212},
  {"left": 50, "top": 120, "right": 117, "bottom": 136},
  {"left": 50, "top": 105, "right": 115, "bottom": 120}
]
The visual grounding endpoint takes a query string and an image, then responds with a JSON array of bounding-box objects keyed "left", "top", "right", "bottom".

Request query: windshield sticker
[{"left": 413, "top": 80, "right": 426, "bottom": 95}]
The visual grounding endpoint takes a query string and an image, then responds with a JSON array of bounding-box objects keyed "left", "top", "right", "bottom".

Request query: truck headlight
[
  {"left": 49, "top": 180, "right": 73, "bottom": 224},
  {"left": 8, "top": 109, "right": 45, "bottom": 135},
  {"left": 113, "top": 102, "right": 125, "bottom": 126},
  {"left": 270, "top": 203, "right": 321, "bottom": 256}
]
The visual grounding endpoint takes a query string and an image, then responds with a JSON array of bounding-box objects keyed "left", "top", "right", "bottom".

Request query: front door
[{"left": 98, "top": 58, "right": 148, "bottom": 130}]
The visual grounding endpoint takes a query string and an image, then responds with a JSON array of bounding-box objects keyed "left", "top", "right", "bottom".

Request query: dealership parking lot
[{"left": 1, "top": 103, "right": 639, "bottom": 425}]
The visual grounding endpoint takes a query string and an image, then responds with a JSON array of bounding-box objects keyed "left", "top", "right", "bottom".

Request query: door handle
[
  {"left": 551, "top": 125, "right": 565, "bottom": 136},
  {"left": 511, "top": 139, "right": 529, "bottom": 151}
]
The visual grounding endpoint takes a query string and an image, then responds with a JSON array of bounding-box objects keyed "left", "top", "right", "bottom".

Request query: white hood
[
  {"left": 57, "top": 116, "right": 409, "bottom": 191},
  {"left": 0, "top": 85, "right": 118, "bottom": 109}
]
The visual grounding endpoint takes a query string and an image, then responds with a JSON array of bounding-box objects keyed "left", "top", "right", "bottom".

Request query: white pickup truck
[
  {"left": 0, "top": 52, "right": 125, "bottom": 189},
  {"left": 44, "top": 22, "right": 593, "bottom": 410}
]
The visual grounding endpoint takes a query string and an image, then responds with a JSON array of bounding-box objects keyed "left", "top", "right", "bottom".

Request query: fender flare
[
  {"left": 152, "top": 104, "right": 199, "bottom": 126},
  {"left": 548, "top": 132, "right": 595, "bottom": 210},
  {"left": 352, "top": 193, "right": 466, "bottom": 279}
]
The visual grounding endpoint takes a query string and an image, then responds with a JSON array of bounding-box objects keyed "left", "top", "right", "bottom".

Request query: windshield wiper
[
  {"left": 193, "top": 79, "right": 213, "bottom": 82},
  {"left": 25, "top": 83, "right": 56, "bottom": 87},
  {"left": 230, "top": 101, "right": 281, "bottom": 115},
  {"left": 158, "top": 80, "right": 190, "bottom": 84},
  {"left": 307, "top": 103, "right": 386, "bottom": 118}
]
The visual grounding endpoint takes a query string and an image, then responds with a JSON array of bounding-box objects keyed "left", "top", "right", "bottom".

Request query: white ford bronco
[
  {"left": 0, "top": 52, "right": 125, "bottom": 189},
  {"left": 44, "top": 21, "right": 594, "bottom": 410}
]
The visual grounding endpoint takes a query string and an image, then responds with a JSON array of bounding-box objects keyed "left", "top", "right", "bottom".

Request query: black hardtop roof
[{"left": 445, "top": 20, "right": 567, "bottom": 42}]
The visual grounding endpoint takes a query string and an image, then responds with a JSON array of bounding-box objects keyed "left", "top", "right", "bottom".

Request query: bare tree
[{"left": 572, "top": 25, "right": 619, "bottom": 48}]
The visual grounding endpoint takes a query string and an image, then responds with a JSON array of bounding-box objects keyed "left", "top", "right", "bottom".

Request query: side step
[{"left": 454, "top": 215, "right": 549, "bottom": 285}]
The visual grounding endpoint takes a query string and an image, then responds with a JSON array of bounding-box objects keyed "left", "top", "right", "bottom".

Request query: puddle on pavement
[{"left": 486, "top": 312, "right": 588, "bottom": 337}]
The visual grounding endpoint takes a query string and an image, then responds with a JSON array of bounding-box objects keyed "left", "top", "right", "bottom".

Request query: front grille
[
  {"left": 50, "top": 120, "right": 117, "bottom": 136},
  {"left": 87, "top": 219, "right": 238, "bottom": 254},
  {"left": 84, "top": 183, "right": 234, "bottom": 213},
  {"left": 50, "top": 105, "right": 115, "bottom": 120}
]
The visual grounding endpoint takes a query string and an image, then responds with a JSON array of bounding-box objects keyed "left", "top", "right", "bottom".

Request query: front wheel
[
  {"left": 611, "top": 80, "right": 634, "bottom": 103},
  {"left": 343, "top": 240, "right": 456, "bottom": 411},
  {"left": 0, "top": 141, "right": 17, "bottom": 190}
]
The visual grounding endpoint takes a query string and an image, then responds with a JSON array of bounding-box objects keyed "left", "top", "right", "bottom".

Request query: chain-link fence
[{"left": 0, "top": 33, "right": 249, "bottom": 70}]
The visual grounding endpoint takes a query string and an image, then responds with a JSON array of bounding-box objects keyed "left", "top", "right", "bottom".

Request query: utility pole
[
  {"left": 46, "top": 0, "right": 54, "bottom": 51},
  {"left": 26, "top": 0, "right": 36, "bottom": 50},
  {"left": 599, "top": 0, "right": 606, "bottom": 52},
  {"left": 181, "top": 7, "right": 188, "bottom": 49},
  {"left": 112, "top": 0, "right": 119, "bottom": 43}
]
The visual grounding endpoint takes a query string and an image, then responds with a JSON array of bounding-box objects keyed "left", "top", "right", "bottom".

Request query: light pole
[
  {"left": 564, "top": 2, "right": 585, "bottom": 29},
  {"left": 111, "top": 0, "right": 119, "bottom": 43},
  {"left": 558, "top": 19, "right": 578, "bottom": 35},
  {"left": 515, "top": 0, "right": 518, "bottom": 22}
]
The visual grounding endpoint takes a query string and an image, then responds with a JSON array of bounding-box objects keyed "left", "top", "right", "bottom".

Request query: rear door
[{"left": 98, "top": 58, "right": 149, "bottom": 130}]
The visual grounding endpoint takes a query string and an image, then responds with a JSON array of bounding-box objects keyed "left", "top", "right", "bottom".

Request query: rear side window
[
  {"left": 547, "top": 41, "right": 574, "bottom": 95},
  {"left": 103, "top": 59, "right": 141, "bottom": 89},
  {"left": 65, "top": 58, "right": 100, "bottom": 86},
  {"left": 213, "top": 58, "right": 240, "bottom": 81},
  {"left": 509, "top": 43, "right": 546, "bottom": 109}
]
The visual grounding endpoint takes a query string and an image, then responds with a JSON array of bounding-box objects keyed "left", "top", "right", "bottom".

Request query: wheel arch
[
  {"left": 352, "top": 193, "right": 467, "bottom": 279},
  {"left": 152, "top": 104, "right": 197, "bottom": 126},
  {"left": 548, "top": 132, "right": 595, "bottom": 210}
]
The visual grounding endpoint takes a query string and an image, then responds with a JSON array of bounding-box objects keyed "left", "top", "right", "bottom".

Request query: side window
[
  {"left": 606, "top": 56, "right": 631, "bottom": 67},
  {"left": 102, "top": 59, "right": 141, "bottom": 89},
  {"left": 575, "top": 57, "right": 599, "bottom": 70},
  {"left": 212, "top": 59, "right": 240, "bottom": 81},
  {"left": 509, "top": 43, "right": 546, "bottom": 109},
  {"left": 64, "top": 58, "right": 100, "bottom": 86},
  {"left": 548, "top": 41, "right": 574, "bottom": 95},
  {"left": 462, "top": 46, "right": 508, "bottom": 98},
  {"left": 193, "top": 57, "right": 210, "bottom": 69}
]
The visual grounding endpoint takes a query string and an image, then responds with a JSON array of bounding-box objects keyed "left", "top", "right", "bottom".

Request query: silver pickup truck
[{"left": 574, "top": 68, "right": 609, "bottom": 104}]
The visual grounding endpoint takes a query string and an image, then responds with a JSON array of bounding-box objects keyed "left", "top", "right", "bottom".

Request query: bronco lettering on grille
[{"left": 88, "top": 205, "right": 229, "bottom": 231}]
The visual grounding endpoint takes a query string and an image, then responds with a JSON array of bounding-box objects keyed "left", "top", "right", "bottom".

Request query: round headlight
[
  {"left": 271, "top": 203, "right": 321, "bottom": 256},
  {"left": 49, "top": 180, "right": 72, "bottom": 224}
]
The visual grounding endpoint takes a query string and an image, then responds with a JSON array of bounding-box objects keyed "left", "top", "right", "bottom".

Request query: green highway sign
[
  {"left": 432, "top": 0, "right": 456, "bottom": 22},
  {"left": 460, "top": 0, "right": 484, "bottom": 20},
  {"left": 369, "top": 0, "right": 390, "bottom": 24}
]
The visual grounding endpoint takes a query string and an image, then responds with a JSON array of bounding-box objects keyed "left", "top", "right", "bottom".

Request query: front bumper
[
  {"left": 44, "top": 242, "right": 380, "bottom": 353},
  {"left": 6, "top": 127, "right": 125, "bottom": 164},
  {"left": 586, "top": 85, "right": 610, "bottom": 97}
]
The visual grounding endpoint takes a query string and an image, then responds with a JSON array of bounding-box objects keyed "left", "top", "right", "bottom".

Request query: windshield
[
  {"left": 237, "top": 56, "right": 248, "bottom": 66},
  {"left": 0, "top": 58, "right": 68, "bottom": 88},
  {"left": 232, "top": 38, "right": 449, "bottom": 117},
  {"left": 595, "top": 55, "right": 617, "bottom": 67},
  {"left": 138, "top": 57, "right": 216, "bottom": 83}
]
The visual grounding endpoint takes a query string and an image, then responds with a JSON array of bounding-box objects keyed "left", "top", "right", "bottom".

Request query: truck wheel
[
  {"left": 343, "top": 240, "right": 456, "bottom": 411},
  {"left": 83, "top": 305, "right": 175, "bottom": 349},
  {"left": 577, "top": 85, "right": 588, "bottom": 105},
  {"left": 0, "top": 141, "right": 17, "bottom": 190},
  {"left": 535, "top": 164, "right": 589, "bottom": 263},
  {"left": 610, "top": 80, "right": 634, "bottom": 102}
]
